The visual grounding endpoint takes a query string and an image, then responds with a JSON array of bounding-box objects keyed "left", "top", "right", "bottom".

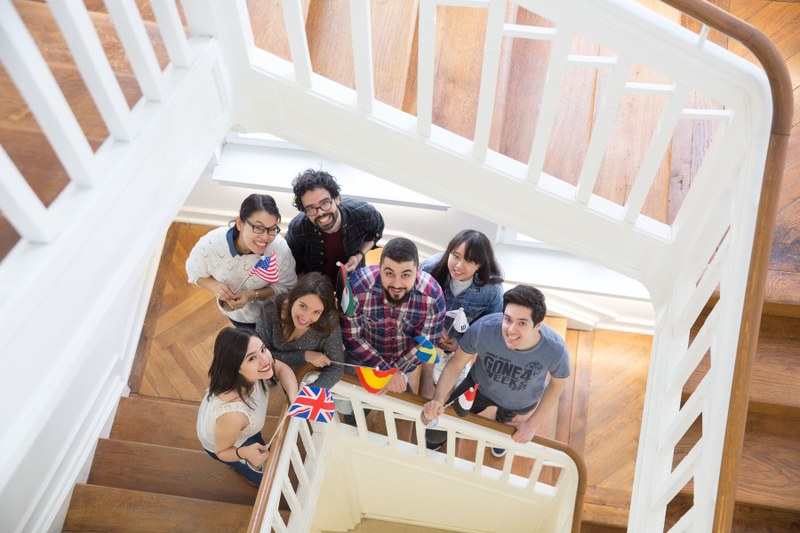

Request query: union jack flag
[
  {"left": 287, "top": 385, "right": 335, "bottom": 423},
  {"left": 249, "top": 251, "right": 279, "bottom": 283}
]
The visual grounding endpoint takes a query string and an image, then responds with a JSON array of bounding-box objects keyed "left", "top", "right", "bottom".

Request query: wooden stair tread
[
  {"left": 111, "top": 395, "right": 202, "bottom": 449},
  {"left": 247, "top": 0, "right": 310, "bottom": 62},
  {"left": 63, "top": 483, "right": 252, "bottom": 532},
  {"left": 89, "top": 438, "right": 258, "bottom": 506},
  {"left": 112, "top": 394, "right": 284, "bottom": 449},
  {"left": 685, "top": 315, "right": 800, "bottom": 413},
  {"left": 735, "top": 410, "right": 800, "bottom": 511},
  {"left": 673, "top": 410, "right": 800, "bottom": 512}
]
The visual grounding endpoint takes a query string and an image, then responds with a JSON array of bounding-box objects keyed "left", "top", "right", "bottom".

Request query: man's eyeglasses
[
  {"left": 245, "top": 220, "right": 281, "bottom": 236},
  {"left": 303, "top": 198, "right": 335, "bottom": 216}
]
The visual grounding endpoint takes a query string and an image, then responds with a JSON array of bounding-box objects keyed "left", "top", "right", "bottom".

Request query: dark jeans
[{"left": 205, "top": 432, "right": 265, "bottom": 485}]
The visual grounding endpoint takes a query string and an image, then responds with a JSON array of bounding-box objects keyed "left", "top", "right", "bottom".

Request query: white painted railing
[
  {"left": 0, "top": 0, "right": 787, "bottom": 532},
  {"left": 207, "top": 1, "right": 777, "bottom": 531},
  {"left": 261, "top": 379, "right": 582, "bottom": 532},
  {"left": 0, "top": 3, "right": 232, "bottom": 531}
]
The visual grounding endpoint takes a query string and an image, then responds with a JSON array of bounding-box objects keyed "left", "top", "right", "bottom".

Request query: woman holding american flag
[{"left": 186, "top": 194, "right": 297, "bottom": 329}]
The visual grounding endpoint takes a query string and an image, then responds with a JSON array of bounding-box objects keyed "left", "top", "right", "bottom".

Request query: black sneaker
[{"left": 490, "top": 447, "right": 507, "bottom": 458}]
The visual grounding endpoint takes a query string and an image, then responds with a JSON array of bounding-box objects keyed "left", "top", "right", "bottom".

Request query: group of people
[{"left": 189, "top": 169, "right": 571, "bottom": 483}]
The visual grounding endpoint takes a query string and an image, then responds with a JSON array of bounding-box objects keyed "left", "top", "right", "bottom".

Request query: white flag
[{"left": 445, "top": 307, "right": 469, "bottom": 333}]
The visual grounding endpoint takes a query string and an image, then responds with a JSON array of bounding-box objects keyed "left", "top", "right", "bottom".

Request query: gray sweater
[{"left": 255, "top": 303, "right": 344, "bottom": 389}]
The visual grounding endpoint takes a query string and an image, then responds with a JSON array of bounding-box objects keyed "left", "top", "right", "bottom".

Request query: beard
[
  {"left": 383, "top": 287, "right": 412, "bottom": 306},
  {"left": 313, "top": 209, "right": 339, "bottom": 233}
]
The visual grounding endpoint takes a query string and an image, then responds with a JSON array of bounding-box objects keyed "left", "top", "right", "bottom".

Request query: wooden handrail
[
  {"left": 658, "top": 2, "right": 793, "bottom": 531},
  {"left": 248, "top": 400, "right": 288, "bottom": 532},
  {"left": 249, "top": 365, "right": 586, "bottom": 532}
]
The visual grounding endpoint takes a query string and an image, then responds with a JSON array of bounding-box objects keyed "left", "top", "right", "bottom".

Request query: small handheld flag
[
  {"left": 453, "top": 384, "right": 480, "bottom": 417},
  {"left": 355, "top": 367, "right": 397, "bottom": 393},
  {"left": 445, "top": 307, "right": 469, "bottom": 334},
  {"left": 414, "top": 335, "right": 439, "bottom": 364},
  {"left": 249, "top": 251, "right": 279, "bottom": 284},
  {"left": 336, "top": 263, "right": 356, "bottom": 317},
  {"left": 287, "top": 385, "right": 335, "bottom": 422}
]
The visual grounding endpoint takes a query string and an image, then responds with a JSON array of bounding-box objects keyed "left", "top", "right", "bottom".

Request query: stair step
[
  {"left": 89, "top": 438, "right": 258, "bottom": 505},
  {"left": 111, "top": 395, "right": 201, "bottom": 449},
  {"left": 673, "top": 410, "right": 800, "bottom": 514},
  {"left": 685, "top": 315, "right": 800, "bottom": 414},
  {"left": 63, "top": 483, "right": 252, "bottom": 532},
  {"left": 111, "top": 394, "right": 283, "bottom": 450},
  {"left": 247, "top": 0, "right": 311, "bottom": 62}
]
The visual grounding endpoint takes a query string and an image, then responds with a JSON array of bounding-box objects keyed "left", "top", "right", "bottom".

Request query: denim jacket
[{"left": 420, "top": 252, "right": 503, "bottom": 339}]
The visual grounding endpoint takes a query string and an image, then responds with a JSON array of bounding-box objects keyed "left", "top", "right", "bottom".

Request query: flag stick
[{"left": 328, "top": 360, "right": 370, "bottom": 370}]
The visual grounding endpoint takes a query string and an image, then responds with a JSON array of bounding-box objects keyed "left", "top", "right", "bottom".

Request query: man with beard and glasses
[
  {"left": 341, "top": 238, "right": 446, "bottom": 394},
  {"left": 286, "top": 169, "right": 384, "bottom": 286}
]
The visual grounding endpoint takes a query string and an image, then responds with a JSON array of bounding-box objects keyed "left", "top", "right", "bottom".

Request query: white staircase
[{"left": 0, "top": 0, "right": 790, "bottom": 532}]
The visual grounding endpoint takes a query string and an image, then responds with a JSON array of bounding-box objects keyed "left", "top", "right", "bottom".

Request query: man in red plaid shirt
[{"left": 341, "top": 238, "right": 446, "bottom": 394}]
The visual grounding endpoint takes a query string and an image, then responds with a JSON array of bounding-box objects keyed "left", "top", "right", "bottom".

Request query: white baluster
[
  {"left": 527, "top": 28, "right": 572, "bottom": 184},
  {"left": 623, "top": 85, "right": 690, "bottom": 224},
  {"left": 104, "top": 0, "right": 165, "bottom": 101},
  {"left": 0, "top": 147, "right": 57, "bottom": 243},
  {"left": 151, "top": 0, "right": 191, "bottom": 67},
  {"left": 472, "top": 0, "right": 506, "bottom": 161},
  {"left": 282, "top": 0, "right": 312, "bottom": 87},
  {"left": 349, "top": 0, "right": 374, "bottom": 113},
  {"left": 417, "top": 0, "right": 436, "bottom": 138},
  {"left": 576, "top": 56, "right": 632, "bottom": 204},
  {"left": 0, "top": 2, "right": 95, "bottom": 186},
  {"left": 46, "top": 0, "right": 134, "bottom": 141}
]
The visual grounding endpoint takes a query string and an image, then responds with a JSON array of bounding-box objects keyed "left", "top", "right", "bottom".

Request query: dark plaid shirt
[
  {"left": 341, "top": 265, "right": 446, "bottom": 373},
  {"left": 285, "top": 198, "right": 384, "bottom": 275}
]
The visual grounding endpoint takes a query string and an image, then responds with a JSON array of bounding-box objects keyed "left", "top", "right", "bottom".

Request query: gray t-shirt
[{"left": 460, "top": 314, "right": 570, "bottom": 410}]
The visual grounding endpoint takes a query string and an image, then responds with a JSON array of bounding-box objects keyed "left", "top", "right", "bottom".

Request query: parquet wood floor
[{"left": 131, "top": 220, "right": 654, "bottom": 525}]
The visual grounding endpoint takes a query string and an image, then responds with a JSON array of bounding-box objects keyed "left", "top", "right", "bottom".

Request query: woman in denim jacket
[{"left": 419, "top": 229, "right": 504, "bottom": 398}]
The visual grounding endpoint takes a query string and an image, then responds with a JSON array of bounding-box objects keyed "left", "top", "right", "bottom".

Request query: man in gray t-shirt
[{"left": 422, "top": 285, "right": 570, "bottom": 444}]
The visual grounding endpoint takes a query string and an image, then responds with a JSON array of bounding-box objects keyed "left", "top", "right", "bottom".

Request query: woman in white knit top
[
  {"left": 197, "top": 327, "right": 298, "bottom": 484},
  {"left": 186, "top": 194, "right": 298, "bottom": 329}
]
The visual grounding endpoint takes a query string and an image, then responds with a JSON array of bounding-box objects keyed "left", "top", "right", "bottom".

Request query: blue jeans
[{"left": 205, "top": 432, "right": 265, "bottom": 485}]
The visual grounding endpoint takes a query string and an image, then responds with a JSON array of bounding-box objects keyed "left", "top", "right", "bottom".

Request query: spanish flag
[{"left": 355, "top": 367, "right": 397, "bottom": 393}]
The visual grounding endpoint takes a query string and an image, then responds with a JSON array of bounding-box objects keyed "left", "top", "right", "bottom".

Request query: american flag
[
  {"left": 287, "top": 385, "right": 335, "bottom": 423},
  {"left": 249, "top": 251, "right": 279, "bottom": 283}
]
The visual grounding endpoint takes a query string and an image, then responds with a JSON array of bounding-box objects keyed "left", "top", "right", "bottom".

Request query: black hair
[
  {"left": 503, "top": 285, "right": 547, "bottom": 325},
  {"left": 207, "top": 327, "right": 267, "bottom": 407},
  {"left": 291, "top": 169, "right": 341, "bottom": 212},
  {"left": 231, "top": 194, "right": 281, "bottom": 239},
  {"left": 381, "top": 237, "right": 419, "bottom": 267},
  {"left": 429, "top": 229, "right": 504, "bottom": 288}
]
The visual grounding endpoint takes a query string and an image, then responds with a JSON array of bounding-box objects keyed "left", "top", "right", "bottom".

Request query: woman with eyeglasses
[
  {"left": 186, "top": 194, "right": 298, "bottom": 329},
  {"left": 196, "top": 327, "right": 298, "bottom": 485}
]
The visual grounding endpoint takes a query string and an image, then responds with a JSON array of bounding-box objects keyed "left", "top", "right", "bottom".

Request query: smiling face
[
  {"left": 291, "top": 293, "right": 325, "bottom": 330},
  {"left": 238, "top": 336, "right": 275, "bottom": 383},
  {"left": 501, "top": 303, "right": 542, "bottom": 351},
  {"left": 300, "top": 187, "right": 341, "bottom": 234},
  {"left": 380, "top": 257, "right": 417, "bottom": 305},
  {"left": 236, "top": 210, "right": 280, "bottom": 256},
  {"left": 447, "top": 242, "right": 480, "bottom": 282}
]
